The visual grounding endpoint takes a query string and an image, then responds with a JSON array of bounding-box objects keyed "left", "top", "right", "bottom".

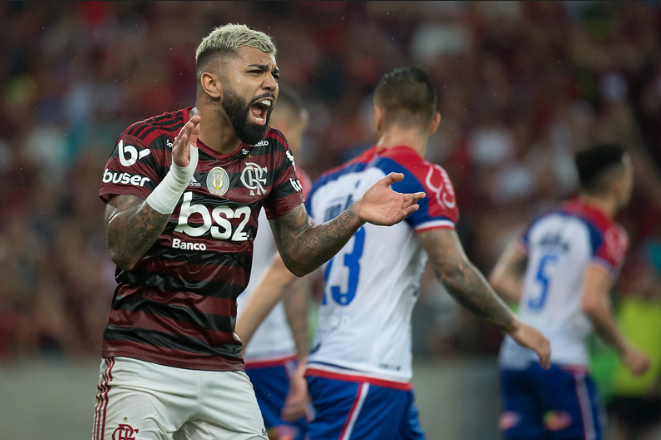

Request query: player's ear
[
  {"left": 611, "top": 175, "right": 625, "bottom": 200},
  {"left": 200, "top": 71, "right": 223, "bottom": 101},
  {"left": 428, "top": 111, "right": 441, "bottom": 135},
  {"left": 373, "top": 105, "right": 384, "bottom": 133}
]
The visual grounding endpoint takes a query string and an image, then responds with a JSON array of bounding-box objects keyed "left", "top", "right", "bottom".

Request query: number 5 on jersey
[{"left": 527, "top": 253, "right": 559, "bottom": 311}]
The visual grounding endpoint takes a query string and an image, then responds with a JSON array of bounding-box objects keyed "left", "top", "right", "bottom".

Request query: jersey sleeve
[
  {"left": 296, "top": 168, "right": 312, "bottom": 199},
  {"left": 99, "top": 133, "right": 164, "bottom": 203},
  {"left": 592, "top": 224, "right": 629, "bottom": 277},
  {"left": 374, "top": 156, "right": 459, "bottom": 233},
  {"left": 262, "top": 138, "right": 305, "bottom": 219}
]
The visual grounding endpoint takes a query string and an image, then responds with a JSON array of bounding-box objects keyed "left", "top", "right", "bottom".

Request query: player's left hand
[
  {"left": 354, "top": 173, "right": 425, "bottom": 225},
  {"left": 509, "top": 320, "right": 551, "bottom": 369},
  {"left": 623, "top": 346, "right": 651, "bottom": 376},
  {"left": 281, "top": 362, "right": 311, "bottom": 422}
]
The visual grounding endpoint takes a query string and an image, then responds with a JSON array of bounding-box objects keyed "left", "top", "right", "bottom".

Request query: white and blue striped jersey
[
  {"left": 305, "top": 145, "right": 459, "bottom": 385},
  {"left": 499, "top": 199, "right": 629, "bottom": 368}
]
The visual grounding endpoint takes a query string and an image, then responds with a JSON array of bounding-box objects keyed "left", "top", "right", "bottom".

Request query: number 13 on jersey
[{"left": 322, "top": 227, "right": 366, "bottom": 306}]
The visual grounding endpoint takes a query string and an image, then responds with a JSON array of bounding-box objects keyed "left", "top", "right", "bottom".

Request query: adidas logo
[{"left": 188, "top": 176, "right": 201, "bottom": 187}]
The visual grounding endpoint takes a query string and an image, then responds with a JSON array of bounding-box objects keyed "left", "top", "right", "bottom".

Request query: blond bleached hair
[{"left": 195, "top": 24, "right": 276, "bottom": 76}]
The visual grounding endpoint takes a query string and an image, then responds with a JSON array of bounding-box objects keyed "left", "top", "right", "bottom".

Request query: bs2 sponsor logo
[{"left": 175, "top": 192, "right": 251, "bottom": 242}]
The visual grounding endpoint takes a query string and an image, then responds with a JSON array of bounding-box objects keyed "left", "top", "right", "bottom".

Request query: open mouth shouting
[{"left": 250, "top": 98, "right": 273, "bottom": 125}]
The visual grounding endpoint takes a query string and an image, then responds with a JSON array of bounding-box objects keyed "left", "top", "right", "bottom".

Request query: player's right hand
[
  {"left": 281, "top": 361, "right": 310, "bottom": 422},
  {"left": 509, "top": 320, "right": 551, "bottom": 369},
  {"left": 172, "top": 114, "right": 201, "bottom": 168},
  {"left": 355, "top": 172, "right": 425, "bottom": 226},
  {"left": 623, "top": 347, "right": 651, "bottom": 376}
]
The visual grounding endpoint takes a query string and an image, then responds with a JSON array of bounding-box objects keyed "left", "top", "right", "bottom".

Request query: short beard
[{"left": 222, "top": 88, "right": 270, "bottom": 146}]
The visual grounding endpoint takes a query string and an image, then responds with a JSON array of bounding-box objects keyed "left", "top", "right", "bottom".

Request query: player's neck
[
  {"left": 191, "top": 105, "right": 243, "bottom": 155},
  {"left": 576, "top": 193, "right": 617, "bottom": 219},
  {"left": 375, "top": 128, "right": 427, "bottom": 157}
]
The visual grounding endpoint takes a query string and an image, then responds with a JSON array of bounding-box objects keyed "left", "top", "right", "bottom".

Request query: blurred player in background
[
  {"left": 236, "top": 87, "right": 313, "bottom": 440},
  {"left": 94, "top": 23, "right": 425, "bottom": 440},
  {"left": 237, "top": 66, "right": 551, "bottom": 440},
  {"left": 489, "top": 143, "right": 651, "bottom": 440}
]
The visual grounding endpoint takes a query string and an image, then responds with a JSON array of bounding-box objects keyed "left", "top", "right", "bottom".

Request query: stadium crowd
[{"left": 0, "top": 0, "right": 659, "bottom": 380}]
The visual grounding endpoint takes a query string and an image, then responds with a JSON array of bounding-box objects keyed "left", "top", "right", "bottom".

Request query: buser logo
[{"left": 103, "top": 169, "right": 150, "bottom": 187}]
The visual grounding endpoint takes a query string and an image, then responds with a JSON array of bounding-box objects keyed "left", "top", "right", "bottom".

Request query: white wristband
[{"left": 146, "top": 145, "right": 199, "bottom": 215}]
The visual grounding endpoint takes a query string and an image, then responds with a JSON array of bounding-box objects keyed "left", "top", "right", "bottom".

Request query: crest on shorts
[
  {"left": 112, "top": 423, "right": 139, "bottom": 440},
  {"left": 207, "top": 167, "right": 230, "bottom": 196}
]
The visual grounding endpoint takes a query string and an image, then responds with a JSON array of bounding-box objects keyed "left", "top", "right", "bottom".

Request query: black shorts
[{"left": 607, "top": 395, "right": 661, "bottom": 428}]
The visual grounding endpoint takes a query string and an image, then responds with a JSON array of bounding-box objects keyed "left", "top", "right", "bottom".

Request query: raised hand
[
  {"left": 354, "top": 173, "right": 426, "bottom": 225},
  {"left": 172, "top": 114, "right": 201, "bottom": 168},
  {"left": 509, "top": 320, "right": 551, "bottom": 369}
]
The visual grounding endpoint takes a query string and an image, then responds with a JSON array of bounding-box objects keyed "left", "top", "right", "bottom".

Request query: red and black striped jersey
[{"left": 99, "top": 107, "right": 305, "bottom": 371}]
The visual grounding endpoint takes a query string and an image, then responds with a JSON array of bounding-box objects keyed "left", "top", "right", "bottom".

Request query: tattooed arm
[
  {"left": 417, "top": 228, "right": 551, "bottom": 368},
  {"left": 104, "top": 195, "right": 171, "bottom": 269},
  {"left": 104, "top": 115, "right": 201, "bottom": 270},
  {"left": 271, "top": 172, "right": 425, "bottom": 277}
]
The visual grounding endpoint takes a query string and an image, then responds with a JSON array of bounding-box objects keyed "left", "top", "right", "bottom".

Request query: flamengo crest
[
  {"left": 241, "top": 162, "right": 267, "bottom": 196},
  {"left": 112, "top": 424, "right": 139, "bottom": 440}
]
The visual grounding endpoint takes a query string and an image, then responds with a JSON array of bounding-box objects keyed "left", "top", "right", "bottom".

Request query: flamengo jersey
[
  {"left": 237, "top": 168, "right": 311, "bottom": 363},
  {"left": 499, "top": 199, "right": 629, "bottom": 368},
  {"left": 98, "top": 107, "right": 304, "bottom": 371},
  {"left": 305, "top": 145, "right": 459, "bottom": 385}
]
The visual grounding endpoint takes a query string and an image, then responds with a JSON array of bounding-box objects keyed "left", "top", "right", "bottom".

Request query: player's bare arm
[
  {"left": 282, "top": 275, "right": 312, "bottom": 422},
  {"left": 105, "top": 116, "right": 201, "bottom": 270},
  {"left": 488, "top": 240, "right": 528, "bottom": 303},
  {"left": 283, "top": 275, "right": 310, "bottom": 363},
  {"left": 418, "top": 228, "right": 551, "bottom": 368},
  {"left": 581, "top": 265, "right": 651, "bottom": 376},
  {"left": 105, "top": 195, "right": 171, "bottom": 269},
  {"left": 272, "top": 172, "right": 425, "bottom": 276},
  {"left": 419, "top": 229, "right": 517, "bottom": 331},
  {"left": 235, "top": 254, "right": 299, "bottom": 346}
]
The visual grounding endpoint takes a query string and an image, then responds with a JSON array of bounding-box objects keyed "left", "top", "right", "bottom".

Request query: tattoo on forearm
[
  {"left": 274, "top": 205, "right": 360, "bottom": 274},
  {"left": 418, "top": 229, "right": 515, "bottom": 333},
  {"left": 106, "top": 195, "right": 171, "bottom": 266},
  {"left": 434, "top": 262, "right": 515, "bottom": 332}
]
